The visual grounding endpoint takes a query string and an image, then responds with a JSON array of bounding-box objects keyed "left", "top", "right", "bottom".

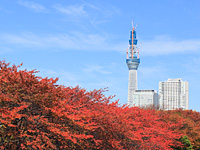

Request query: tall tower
[{"left": 126, "top": 25, "right": 140, "bottom": 106}]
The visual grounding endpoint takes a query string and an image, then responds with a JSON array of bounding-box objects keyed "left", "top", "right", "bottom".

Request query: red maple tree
[
  {"left": 158, "top": 109, "right": 200, "bottom": 149},
  {"left": 0, "top": 61, "right": 183, "bottom": 149}
]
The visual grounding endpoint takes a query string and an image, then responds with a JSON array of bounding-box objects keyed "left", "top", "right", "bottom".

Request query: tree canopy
[{"left": 1, "top": 61, "right": 198, "bottom": 149}]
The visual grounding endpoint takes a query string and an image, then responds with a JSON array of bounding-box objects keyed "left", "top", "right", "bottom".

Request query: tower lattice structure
[{"left": 126, "top": 25, "right": 140, "bottom": 106}]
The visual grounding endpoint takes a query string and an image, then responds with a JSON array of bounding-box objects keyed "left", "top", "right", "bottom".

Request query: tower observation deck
[{"left": 126, "top": 25, "right": 140, "bottom": 105}]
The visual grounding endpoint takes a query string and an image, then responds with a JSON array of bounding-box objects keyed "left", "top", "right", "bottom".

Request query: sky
[{"left": 0, "top": 0, "right": 200, "bottom": 111}]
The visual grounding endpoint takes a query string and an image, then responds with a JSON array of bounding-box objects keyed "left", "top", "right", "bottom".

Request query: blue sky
[{"left": 1, "top": 0, "right": 200, "bottom": 111}]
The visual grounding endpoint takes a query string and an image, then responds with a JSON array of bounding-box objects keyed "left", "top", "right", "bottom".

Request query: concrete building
[
  {"left": 126, "top": 25, "right": 140, "bottom": 106},
  {"left": 159, "top": 79, "right": 189, "bottom": 110},
  {"left": 129, "top": 90, "right": 158, "bottom": 108}
]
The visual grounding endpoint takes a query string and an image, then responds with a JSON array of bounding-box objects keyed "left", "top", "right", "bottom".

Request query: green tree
[{"left": 172, "top": 136, "right": 193, "bottom": 150}]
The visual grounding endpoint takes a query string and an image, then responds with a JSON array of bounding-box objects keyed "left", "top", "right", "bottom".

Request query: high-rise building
[
  {"left": 126, "top": 25, "right": 140, "bottom": 105},
  {"left": 159, "top": 79, "right": 189, "bottom": 110}
]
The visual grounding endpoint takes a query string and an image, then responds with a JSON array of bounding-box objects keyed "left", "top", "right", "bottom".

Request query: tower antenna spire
[
  {"left": 135, "top": 24, "right": 138, "bottom": 30},
  {"left": 131, "top": 20, "right": 134, "bottom": 28}
]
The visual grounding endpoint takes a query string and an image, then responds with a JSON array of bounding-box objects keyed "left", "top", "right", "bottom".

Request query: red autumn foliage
[
  {"left": 0, "top": 61, "right": 183, "bottom": 149},
  {"left": 158, "top": 109, "right": 200, "bottom": 149}
]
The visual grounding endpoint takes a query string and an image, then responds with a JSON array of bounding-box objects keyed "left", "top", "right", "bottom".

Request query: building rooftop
[
  {"left": 167, "top": 79, "right": 182, "bottom": 82},
  {"left": 135, "top": 90, "right": 156, "bottom": 92}
]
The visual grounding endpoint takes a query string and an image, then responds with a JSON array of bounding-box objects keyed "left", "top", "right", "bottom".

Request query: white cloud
[
  {"left": 1, "top": 33, "right": 41, "bottom": 46},
  {"left": 141, "top": 35, "right": 200, "bottom": 56},
  {"left": 54, "top": 4, "right": 86, "bottom": 16},
  {"left": 82, "top": 1, "right": 121, "bottom": 17},
  {"left": 18, "top": 0, "right": 47, "bottom": 13},
  {"left": 0, "top": 32, "right": 125, "bottom": 52},
  {"left": 53, "top": 2, "right": 120, "bottom": 27},
  {"left": 1, "top": 32, "right": 200, "bottom": 56},
  {"left": 83, "top": 64, "right": 112, "bottom": 75}
]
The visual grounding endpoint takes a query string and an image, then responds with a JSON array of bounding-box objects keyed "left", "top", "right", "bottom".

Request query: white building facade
[
  {"left": 129, "top": 90, "right": 158, "bottom": 108},
  {"left": 127, "top": 69, "right": 138, "bottom": 105},
  {"left": 159, "top": 79, "right": 189, "bottom": 110}
]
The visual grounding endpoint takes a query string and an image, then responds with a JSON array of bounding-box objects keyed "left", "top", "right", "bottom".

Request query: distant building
[
  {"left": 159, "top": 79, "right": 189, "bottom": 110},
  {"left": 128, "top": 90, "right": 158, "bottom": 108},
  {"left": 125, "top": 26, "right": 189, "bottom": 110}
]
